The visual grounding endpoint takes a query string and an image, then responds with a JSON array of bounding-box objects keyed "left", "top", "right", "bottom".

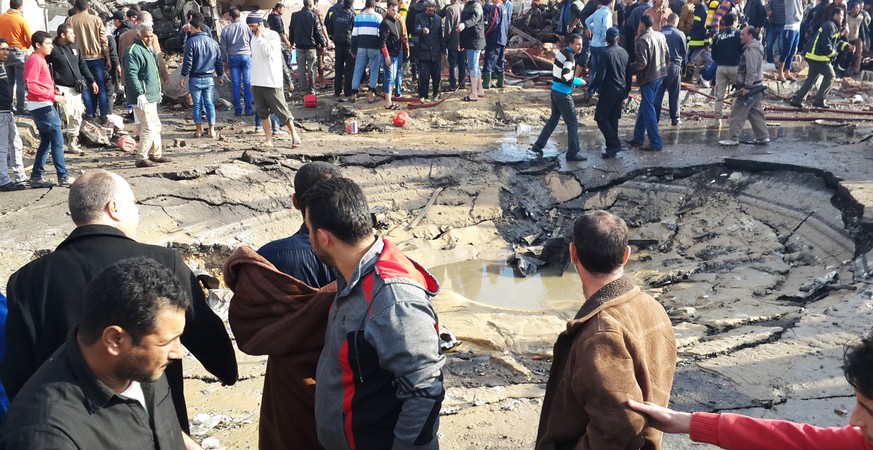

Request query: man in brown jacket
[
  {"left": 627, "top": 13, "right": 669, "bottom": 151},
  {"left": 67, "top": 0, "right": 110, "bottom": 122},
  {"left": 536, "top": 210, "right": 677, "bottom": 450}
]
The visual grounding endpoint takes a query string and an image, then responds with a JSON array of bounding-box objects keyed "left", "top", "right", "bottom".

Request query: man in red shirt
[
  {"left": 24, "top": 31, "right": 71, "bottom": 188},
  {"left": 629, "top": 330, "right": 873, "bottom": 449}
]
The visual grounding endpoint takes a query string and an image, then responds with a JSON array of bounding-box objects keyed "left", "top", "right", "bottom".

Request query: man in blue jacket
[
  {"left": 180, "top": 18, "right": 223, "bottom": 139},
  {"left": 482, "top": 0, "right": 508, "bottom": 88},
  {"left": 531, "top": 33, "right": 588, "bottom": 162}
]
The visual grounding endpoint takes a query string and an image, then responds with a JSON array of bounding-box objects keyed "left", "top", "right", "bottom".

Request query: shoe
[
  {"left": 254, "top": 126, "right": 263, "bottom": 133},
  {"left": 566, "top": 153, "right": 588, "bottom": 161},
  {"left": 235, "top": 111, "right": 242, "bottom": 116},
  {"left": 812, "top": 102, "right": 829, "bottom": 109},
  {"left": 601, "top": 150, "right": 618, "bottom": 159},
  {"left": 419, "top": 97, "right": 427, "bottom": 103},
  {"left": 432, "top": 93, "right": 442, "bottom": 101},
  {"left": 99, "top": 116, "right": 109, "bottom": 126},
  {"left": 0, "top": 181, "right": 26, "bottom": 191},
  {"left": 754, "top": 138, "right": 771, "bottom": 145},
  {"left": 149, "top": 156, "right": 173, "bottom": 163},
  {"left": 530, "top": 145, "right": 543, "bottom": 155},
  {"left": 273, "top": 129, "right": 287, "bottom": 136},
  {"left": 57, "top": 177, "right": 74, "bottom": 188},
  {"left": 718, "top": 139, "right": 740, "bottom": 146},
  {"left": 640, "top": 145, "right": 663, "bottom": 152},
  {"left": 788, "top": 99, "right": 804, "bottom": 108},
  {"left": 136, "top": 159, "right": 157, "bottom": 168},
  {"left": 30, "top": 178, "right": 54, "bottom": 188},
  {"left": 701, "top": 80, "right": 711, "bottom": 88},
  {"left": 624, "top": 139, "right": 643, "bottom": 147},
  {"left": 671, "top": 118, "right": 681, "bottom": 126}
]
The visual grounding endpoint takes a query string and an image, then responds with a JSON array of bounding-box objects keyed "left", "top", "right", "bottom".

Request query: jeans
[
  {"left": 228, "top": 55, "right": 253, "bottom": 115},
  {"left": 484, "top": 44, "right": 505, "bottom": 72},
  {"left": 5, "top": 49, "right": 26, "bottom": 112},
  {"left": 779, "top": 29, "right": 800, "bottom": 70},
  {"left": 765, "top": 23, "right": 784, "bottom": 63},
  {"left": 466, "top": 49, "right": 482, "bottom": 77},
  {"left": 587, "top": 46, "right": 606, "bottom": 94},
  {"left": 447, "top": 48, "right": 466, "bottom": 89},
  {"left": 383, "top": 55, "right": 400, "bottom": 95},
  {"left": 655, "top": 64, "right": 681, "bottom": 122},
  {"left": 533, "top": 90, "right": 580, "bottom": 156},
  {"left": 334, "top": 43, "right": 354, "bottom": 96},
  {"left": 254, "top": 113, "right": 281, "bottom": 132},
  {"left": 633, "top": 79, "right": 663, "bottom": 148},
  {"left": 297, "top": 48, "right": 318, "bottom": 94},
  {"left": 792, "top": 59, "right": 835, "bottom": 106},
  {"left": 595, "top": 94, "right": 625, "bottom": 151},
  {"left": 392, "top": 53, "right": 404, "bottom": 96},
  {"left": 84, "top": 59, "right": 108, "bottom": 118},
  {"left": 0, "top": 111, "right": 25, "bottom": 185},
  {"left": 352, "top": 47, "right": 382, "bottom": 92},
  {"left": 417, "top": 59, "right": 441, "bottom": 98},
  {"left": 29, "top": 106, "right": 68, "bottom": 180},
  {"left": 189, "top": 77, "right": 216, "bottom": 125}
]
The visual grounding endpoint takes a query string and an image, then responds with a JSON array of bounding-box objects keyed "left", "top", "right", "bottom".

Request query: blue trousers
[
  {"left": 383, "top": 55, "right": 400, "bottom": 95},
  {"left": 533, "top": 90, "right": 580, "bottom": 156},
  {"left": 30, "top": 106, "right": 68, "bottom": 180},
  {"left": 189, "top": 76, "right": 216, "bottom": 125},
  {"left": 633, "top": 79, "right": 663, "bottom": 148},
  {"left": 228, "top": 55, "right": 253, "bottom": 115},
  {"left": 655, "top": 64, "right": 681, "bottom": 122},
  {"left": 83, "top": 59, "right": 108, "bottom": 118},
  {"left": 254, "top": 113, "right": 281, "bottom": 132},
  {"left": 352, "top": 47, "right": 382, "bottom": 92},
  {"left": 484, "top": 44, "right": 505, "bottom": 72},
  {"left": 779, "top": 29, "right": 800, "bottom": 70},
  {"left": 765, "top": 24, "right": 784, "bottom": 63},
  {"left": 447, "top": 48, "right": 466, "bottom": 89}
]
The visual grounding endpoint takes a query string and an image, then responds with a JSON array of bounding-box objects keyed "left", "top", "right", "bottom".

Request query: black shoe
[
  {"left": 788, "top": 99, "right": 804, "bottom": 108},
  {"left": 0, "top": 181, "right": 25, "bottom": 191},
  {"left": 30, "top": 178, "right": 54, "bottom": 188},
  {"left": 625, "top": 139, "right": 643, "bottom": 147},
  {"left": 671, "top": 118, "right": 681, "bottom": 126},
  {"left": 530, "top": 145, "right": 544, "bottom": 155},
  {"left": 601, "top": 148, "right": 621, "bottom": 159},
  {"left": 57, "top": 176, "right": 75, "bottom": 188},
  {"left": 812, "top": 102, "right": 829, "bottom": 109},
  {"left": 136, "top": 159, "right": 157, "bottom": 168},
  {"left": 640, "top": 145, "right": 663, "bottom": 152},
  {"left": 432, "top": 92, "right": 442, "bottom": 101},
  {"left": 566, "top": 153, "right": 588, "bottom": 161}
]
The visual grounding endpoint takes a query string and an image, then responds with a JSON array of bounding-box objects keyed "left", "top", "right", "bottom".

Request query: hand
[
  {"left": 55, "top": 94, "right": 67, "bottom": 106},
  {"left": 351, "top": 53, "right": 356, "bottom": 59},
  {"left": 105, "top": 59, "right": 111, "bottom": 71},
  {"left": 217, "top": 78, "right": 224, "bottom": 86},
  {"left": 585, "top": 28, "right": 592, "bottom": 39},
  {"left": 456, "top": 23, "right": 465, "bottom": 32},
  {"left": 182, "top": 433, "right": 203, "bottom": 450},
  {"left": 136, "top": 94, "right": 148, "bottom": 110},
  {"left": 116, "top": 66, "right": 122, "bottom": 77},
  {"left": 91, "top": 82, "right": 99, "bottom": 94},
  {"left": 179, "top": 78, "right": 186, "bottom": 88},
  {"left": 626, "top": 400, "right": 692, "bottom": 434},
  {"left": 182, "top": 24, "right": 192, "bottom": 33},
  {"left": 741, "top": 87, "right": 750, "bottom": 96},
  {"left": 224, "top": 63, "right": 229, "bottom": 73},
  {"left": 385, "top": 55, "right": 392, "bottom": 67},
  {"left": 849, "top": 44, "right": 856, "bottom": 52},
  {"left": 423, "top": 27, "right": 430, "bottom": 35}
]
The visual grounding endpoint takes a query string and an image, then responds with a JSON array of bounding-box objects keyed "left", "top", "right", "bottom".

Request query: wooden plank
[
  {"left": 510, "top": 25, "right": 543, "bottom": 46},
  {"left": 406, "top": 187, "right": 445, "bottom": 230}
]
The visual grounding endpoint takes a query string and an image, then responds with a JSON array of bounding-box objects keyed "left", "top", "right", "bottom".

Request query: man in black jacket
[
  {"left": 789, "top": 7, "right": 854, "bottom": 108},
  {"left": 2, "top": 170, "right": 238, "bottom": 433},
  {"left": 327, "top": 0, "right": 356, "bottom": 98},
  {"left": 290, "top": 0, "right": 327, "bottom": 95},
  {"left": 458, "top": 0, "right": 485, "bottom": 100},
  {"left": 47, "top": 24, "right": 96, "bottom": 157},
  {"left": 590, "top": 27, "right": 629, "bottom": 158},
  {"left": 414, "top": 0, "right": 445, "bottom": 101},
  {"left": 380, "top": 0, "right": 403, "bottom": 109},
  {"left": 710, "top": 13, "right": 741, "bottom": 124}
]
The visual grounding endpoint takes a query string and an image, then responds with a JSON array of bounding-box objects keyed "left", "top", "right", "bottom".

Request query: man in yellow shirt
[{"left": 0, "top": 0, "right": 31, "bottom": 114}]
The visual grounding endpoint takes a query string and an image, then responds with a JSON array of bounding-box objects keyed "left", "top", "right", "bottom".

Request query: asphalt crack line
[{"left": 138, "top": 194, "right": 272, "bottom": 214}]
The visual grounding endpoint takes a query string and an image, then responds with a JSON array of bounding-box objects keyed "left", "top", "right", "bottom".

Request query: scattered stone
[{"left": 200, "top": 437, "right": 225, "bottom": 450}]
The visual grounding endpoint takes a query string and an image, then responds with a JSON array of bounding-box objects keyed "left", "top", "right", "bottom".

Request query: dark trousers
[
  {"left": 334, "top": 43, "right": 354, "bottom": 96},
  {"left": 633, "top": 79, "right": 663, "bottom": 148},
  {"left": 595, "top": 94, "right": 625, "bottom": 151},
  {"left": 30, "top": 105, "right": 68, "bottom": 181},
  {"left": 417, "top": 59, "right": 441, "bottom": 98},
  {"left": 791, "top": 59, "right": 835, "bottom": 106},
  {"left": 83, "top": 59, "right": 108, "bottom": 118},
  {"left": 655, "top": 64, "right": 681, "bottom": 122},
  {"left": 483, "top": 44, "right": 505, "bottom": 72},
  {"left": 533, "top": 90, "right": 580, "bottom": 156},
  {"left": 447, "top": 48, "right": 466, "bottom": 89},
  {"left": 587, "top": 46, "right": 606, "bottom": 94}
]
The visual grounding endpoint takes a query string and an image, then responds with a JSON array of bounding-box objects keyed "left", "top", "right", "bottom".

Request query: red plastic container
[{"left": 304, "top": 94, "right": 317, "bottom": 108}]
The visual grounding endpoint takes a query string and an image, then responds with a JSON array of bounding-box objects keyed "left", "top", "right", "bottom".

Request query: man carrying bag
[{"left": 48, "top": 24, "right": 96, "bottom": 157}]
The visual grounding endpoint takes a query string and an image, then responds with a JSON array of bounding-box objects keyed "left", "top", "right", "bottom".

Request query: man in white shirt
[{"left": 247, "top": 13, "right": 301, "bottom": 148}]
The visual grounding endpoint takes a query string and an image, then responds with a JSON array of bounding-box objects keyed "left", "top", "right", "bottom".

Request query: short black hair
[
  {"left": 567, "top": 32, "right": 583, "bottom": 44},
  {"left": 844, "top": 331, "right": 873, "bottom": 400},
  {"left": 300, "top": 177, "right": 373, "bottom": 245},
  {"left": 274, "top": 2, "right": 285, "bottom": 9},
  {"left": 9, "top": 0, "right": 22, "bottom": 10},
  {"left": 641, "top": 13, "right": 654, "bottom": 28},
  {"left": 365, "top": 0, "right": 376, "bottom": 8},
  {"left": 294, "top": 162, "right": 342, "bottom": 199},
  {"left": 832, "top": 6, "right": 845, "bottom": 17},
  {"left": 724, "top": 12, "right": 736, "bottom": 27},
  {"left": 344, "top": 0, "right": 354, "bottom": 8},
  {"left": 78, "top": 257, "right": 190, "bottom": 346},
  {"left": 744, "top": 25, "right": 759, "bottom": 40},
  {"left": 572, "top": 210, "right": 629, "bottom": 274},
  {"left": 57, "top": 24, "right": 72, "bottom": 36},
  {"left": 190, "top": 18, "right": 207, "bottom": 30},
  {"left": 387, "top": 0, "right": 399, "bottom": 7},
  {"left": 601, "top": 0, "right": 614, "bottom": 5},
  {"left": 31, "top": 31, "right": 51, "bottom": 49},
  {"left": 74, "top": 0, "right": 89, "bottom": 11},
  {"left": 229, "top": 7, "right": 241, "bottom": 19},
  {"left": 126, "top": 8, "right": 139, "bottom": 18},
  {"left": 0, "top": 38, "right": 7, "bottom": 45}
]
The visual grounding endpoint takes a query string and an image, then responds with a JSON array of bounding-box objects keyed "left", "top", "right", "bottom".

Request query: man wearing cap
[
  {"left": 589, "top": 27, "right": 630, "bottom": 158},
  {"left": 112, "top": 9, "right": 136, "bottom": 47},
  {"left": 248, "top": 13, "right": 303, "bottom": 147}
]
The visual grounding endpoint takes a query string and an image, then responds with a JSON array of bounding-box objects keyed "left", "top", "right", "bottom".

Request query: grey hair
[
  {"left": 68, "top": 170, "right": 125, "bottom": 225},
  {"left": 137, "top": 11, "right": 154, "bottom": 26}
]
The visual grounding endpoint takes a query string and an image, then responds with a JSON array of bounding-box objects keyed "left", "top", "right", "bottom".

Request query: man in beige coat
[{"left": 536, "top": 210, "right": 677, "bottom": 450}]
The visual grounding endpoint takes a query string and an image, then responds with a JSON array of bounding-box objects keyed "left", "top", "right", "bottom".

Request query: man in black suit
[{"left": 2, "top": 169, "right": 238, "bottom": 432}]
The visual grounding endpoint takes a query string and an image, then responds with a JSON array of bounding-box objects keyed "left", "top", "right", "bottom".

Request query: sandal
[
  {"left": 462, "top": 96, "right": 478, "bottom": 102},
  {"left": 292, "top": 138, "right": 302, "bottom": 148},
  {"left": 193, "top": 132, "right": 202, "bottom": 138},
  {"left": 385, "top": 104, "right": 400, "bottom": 110}
]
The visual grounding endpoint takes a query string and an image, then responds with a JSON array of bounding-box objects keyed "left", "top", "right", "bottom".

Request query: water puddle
[{"left": 430, "top": 259, "right": 583, "bottom": 310}]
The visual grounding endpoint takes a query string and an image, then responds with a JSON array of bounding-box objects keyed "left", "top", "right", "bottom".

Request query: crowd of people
[{"left": 0, "top": 165, "right": 872, "bottom": 450}]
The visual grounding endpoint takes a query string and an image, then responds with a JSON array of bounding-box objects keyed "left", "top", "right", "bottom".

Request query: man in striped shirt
[
  {"left": 350, "top": 0, "right": 383, "bottom": 103},
  {"left": 530, "top": 33, "right": 588, "bottom": 162}
]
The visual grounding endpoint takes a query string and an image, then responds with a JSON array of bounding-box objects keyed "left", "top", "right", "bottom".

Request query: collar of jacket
[
  {"left": 57, "top": 224, "right": 134, "bottom": 250},
  {"left": 566, "top": 275, "right": 638, "bottom": 330},
  {"left": 63, "top": 327, "right": 135, "bottom": 413}
]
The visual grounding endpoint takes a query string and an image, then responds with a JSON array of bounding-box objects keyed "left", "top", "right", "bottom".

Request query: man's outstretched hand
[{"left": 627, "top": 400, "right": 693, "bottom": 434}]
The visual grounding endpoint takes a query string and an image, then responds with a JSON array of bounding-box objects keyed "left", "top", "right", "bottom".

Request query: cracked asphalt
[{"left": 1, "top": 91, "right": 872, "bottom": 449}]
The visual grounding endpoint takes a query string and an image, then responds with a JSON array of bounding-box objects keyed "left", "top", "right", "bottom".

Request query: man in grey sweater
[{"left": 720, "top": 26, "right": 769, "bottom": 146}]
